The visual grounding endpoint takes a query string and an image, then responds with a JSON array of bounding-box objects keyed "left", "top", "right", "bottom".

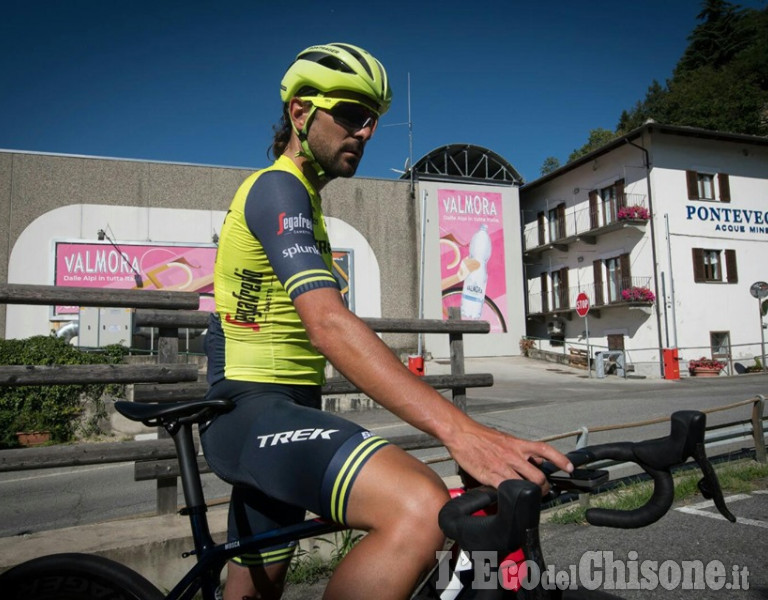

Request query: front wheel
[{"left": 0, "top": 552, "right": 165, "bottom": 600}]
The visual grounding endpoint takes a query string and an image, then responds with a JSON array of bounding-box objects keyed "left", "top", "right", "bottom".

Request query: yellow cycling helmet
[{"left": 280, "top": 43, "right": 392, "bottom": 116}]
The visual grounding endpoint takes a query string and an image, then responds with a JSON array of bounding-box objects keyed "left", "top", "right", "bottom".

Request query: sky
[{"left": 2, "top": 0, "right": 767, "bottom": 185}]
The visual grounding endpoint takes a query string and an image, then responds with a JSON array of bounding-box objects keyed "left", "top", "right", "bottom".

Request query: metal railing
[
  {"left": 524, "top": 193, "right": 648, "bottom": 251},
  {"left": 528, "top": 277, "right": 653, "bottom": 314},
  {"left": 421, "top": 396, "right": 767, "bottom": 476}
]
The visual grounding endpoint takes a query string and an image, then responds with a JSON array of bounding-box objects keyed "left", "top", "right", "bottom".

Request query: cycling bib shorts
[{"left": 201, "top": 380, "right": 389, "bottom": 567}]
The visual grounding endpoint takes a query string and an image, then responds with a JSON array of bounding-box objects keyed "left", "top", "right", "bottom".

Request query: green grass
[
  {"left": 547, "top": 459, "right": 768, "bottom": 525},
  {"left": 286, "top": 529, "right": 364, "bottom": 585}
]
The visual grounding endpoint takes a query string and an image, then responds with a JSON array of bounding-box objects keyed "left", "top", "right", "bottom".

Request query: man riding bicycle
[{"left": 201, "top": 42, "right": 573, "bottom": 600}]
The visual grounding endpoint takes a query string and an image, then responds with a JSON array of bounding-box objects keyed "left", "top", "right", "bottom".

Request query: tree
[
  {"left": 568, "top": 129, "right": 618, "bottom": 163},
  {"left": 617, "top": 80, "right": 670, "bottom": 134},
  {"left": 676, "top": 0, "right": 749, "bottom": 74},
  {"left": 567, "top": 0, "right": 768, "bottom": 161},
  {"left": 540, "top": 156, "right": 561, "bottom": 176}
]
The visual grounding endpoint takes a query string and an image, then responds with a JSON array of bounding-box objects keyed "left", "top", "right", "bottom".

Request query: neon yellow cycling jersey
[{"left": 207, "top": 155, "right": 339, "bottom": 386}]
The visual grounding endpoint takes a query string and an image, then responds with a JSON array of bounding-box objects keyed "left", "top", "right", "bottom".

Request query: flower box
[
  {"left": 688, "top": 357, "right": 725, "bottom": 376},
  {"left": 618, "top": 205, "right": 650, "bottom": 221},
  {"left": 621, "top": 286, "right": 655, "bottom": 303},
  {"left": 16, "top": 431, "right": 52, "bottom": 447}
]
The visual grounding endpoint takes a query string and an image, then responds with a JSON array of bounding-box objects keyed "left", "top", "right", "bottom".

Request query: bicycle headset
[{"left": 279, "top": 42, "right": 392, "bottom": 178}]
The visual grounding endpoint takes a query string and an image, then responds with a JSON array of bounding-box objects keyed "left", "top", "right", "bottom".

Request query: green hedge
[{"left": 0, "top": 335, "right": 128, "bottom": 447}]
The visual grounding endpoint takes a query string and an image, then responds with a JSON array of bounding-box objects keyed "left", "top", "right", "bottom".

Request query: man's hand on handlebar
[
  {"left": 439, "top": 411, "right": 736, "bottom": 561},
  {"left": 445, "top": 420, "right": 573, "bottom": 493}
]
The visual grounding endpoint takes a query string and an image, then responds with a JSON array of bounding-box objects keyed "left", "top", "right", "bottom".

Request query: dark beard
[{"left": 311, "top": 139, "right": 364, "bottom": 180}]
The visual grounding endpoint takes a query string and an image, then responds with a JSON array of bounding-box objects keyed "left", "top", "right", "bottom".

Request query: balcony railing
[
  {"left": 528, "top": 276, "right": 653, "bottom": 317},
  {"left": 523, "top": 193, "right": 648, "bottom": 252}
]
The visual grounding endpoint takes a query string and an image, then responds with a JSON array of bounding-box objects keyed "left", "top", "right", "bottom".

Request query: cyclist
[{"left": 201, "top": 42, "right": 573, "bottom": 600}]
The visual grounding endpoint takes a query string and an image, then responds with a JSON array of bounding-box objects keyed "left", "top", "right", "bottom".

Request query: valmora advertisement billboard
[
  {"left": 53, "top": 240, "right": 216, "bottom": 316},
  {"left": 438, "top": 188, "right": 508, "bottom": 333}
]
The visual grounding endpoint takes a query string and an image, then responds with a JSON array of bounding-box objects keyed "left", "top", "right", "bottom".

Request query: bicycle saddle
[{"left": 115, "top": 399, "right": 234, "bottom": 428}]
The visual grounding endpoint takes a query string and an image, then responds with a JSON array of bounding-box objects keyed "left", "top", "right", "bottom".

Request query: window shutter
[
  {"left": 540, "top": 273, "right": 549, "bottom": 313},
  {"left": 588, "top": 191, "right": 599, "bottom": 229},
  {"left": 725, "top": 249, "right": 738, "bottom": 283},
  {"left": 620, "top": 253, "right": 632, "bottom": 291},
  {"left": 692, "top": 248, "right": 705, "bottom": 282},
  {"left": 560, "top": 267, "right": 570, "bottom": 308},
  {"left": 718, "top": 173, "right": 731, "bottom": 203},
  {"left": 556, "top": 203, "right": 566, "bottom": 239},
  {"left": 593, "top": 260, "right": 604, "bottom": 305},
  {"left": 615, "top": 178, "right": 626, "bottom": 210},
  {"left": 686, "top": 170, "right": 699, "bottom": 199}
]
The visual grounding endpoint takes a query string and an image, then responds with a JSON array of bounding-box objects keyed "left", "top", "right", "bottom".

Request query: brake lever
[{"left": 692, "top": 441, "right": 737, "bottom": 523}]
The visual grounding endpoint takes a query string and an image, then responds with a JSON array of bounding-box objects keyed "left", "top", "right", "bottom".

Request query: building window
[
  {"left": 710, "top": 331, "right": 731, "bottom": 363},
  {"left": 698, "top": 173, "right": 714, "bottom": 199},
  {"left": 686, "top": 171, "right": 731, "bottom": 203},
  {"left": 704, "top": 250, "right": 720, "bottom": 280},
  {"left": 589, "top": 179, "right": 627, "bottom": 229},
  {"left": 692, "top": 248, "right": 738, "bottom": 283},
  {"left": 547, "top": 203, "right": 566, "bottom": 242},
  {"left": 549, "top": 267, "right": 569, "bottom": 310},
  {"left": 597, "top": 253, "right": 631, "bottom": 304},
  {"left": 606, "top": 257, "right": 621, "bottom": 302}
]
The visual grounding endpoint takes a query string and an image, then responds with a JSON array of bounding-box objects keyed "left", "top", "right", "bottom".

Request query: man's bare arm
[{"left": 293, "top": 287, "right": 573, "bottom": 489}]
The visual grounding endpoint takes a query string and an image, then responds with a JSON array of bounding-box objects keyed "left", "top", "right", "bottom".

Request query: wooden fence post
[
  {"left": 752, "top": 395, "right": 766, "bottom": 463},
  {"left": 447, "top": 307, "right": 467, "bottom": 414},
  {"left": 156, "top": 326, "right": 180, "bottom": 514}
]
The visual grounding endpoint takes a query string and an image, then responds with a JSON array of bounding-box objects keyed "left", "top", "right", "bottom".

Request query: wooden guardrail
[{"left": 0, "top": 284, "right": 493, "bottom": 514}]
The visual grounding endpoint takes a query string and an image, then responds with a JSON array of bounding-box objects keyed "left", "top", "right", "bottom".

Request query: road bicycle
[{"left": 0, "top": 399, "right": 736, "bottom": 599}]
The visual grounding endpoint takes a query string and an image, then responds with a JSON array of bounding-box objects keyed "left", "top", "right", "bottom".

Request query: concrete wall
[{"left": 0, "top": 150, "right": 419, "bottom": 353}]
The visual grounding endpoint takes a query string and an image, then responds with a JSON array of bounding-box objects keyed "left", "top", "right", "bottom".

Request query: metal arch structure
[{"left": 402, "top": 143, "right": 524, "bottom": 185}]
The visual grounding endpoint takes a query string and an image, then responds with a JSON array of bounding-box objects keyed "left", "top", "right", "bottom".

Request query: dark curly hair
[
  {"left": 268, "top": 108, "right": 292, "bottom": 160},
  {"left": 268, "top": 87, "right": 318, "bottom": 160}
]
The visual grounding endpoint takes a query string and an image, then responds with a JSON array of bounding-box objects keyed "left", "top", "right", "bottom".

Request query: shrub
[
  {"left": 0, "top": 335, "right": 128, "bottom": 447},
  {"left": 519, "top": 338, "right": 536, "bottom": 356}
]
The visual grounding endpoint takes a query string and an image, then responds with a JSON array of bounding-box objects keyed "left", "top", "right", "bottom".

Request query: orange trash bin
[{"left": 663, "top": 348, "right": 680, "bottom": 380}]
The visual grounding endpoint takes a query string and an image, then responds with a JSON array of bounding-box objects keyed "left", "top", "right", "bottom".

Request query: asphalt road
[{"left": 1, "top": 359, "right": 766, "bottom": 540}]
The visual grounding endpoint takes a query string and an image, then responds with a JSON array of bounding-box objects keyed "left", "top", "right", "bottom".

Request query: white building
[{"left": 520, "top": 122, "right": 768, "bottom": 378}]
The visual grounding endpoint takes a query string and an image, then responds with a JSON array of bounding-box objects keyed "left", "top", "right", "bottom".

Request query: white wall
[
  {"left": 651, "top": 135, "right": 768, "bottom": 365},
  {"left": 6, "top": 205, "right": 381, "bottom": 339}
]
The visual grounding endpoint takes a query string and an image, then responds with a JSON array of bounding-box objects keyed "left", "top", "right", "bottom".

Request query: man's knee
[{"left": 346, "top": 446, "right": 449, "bottom": 535}]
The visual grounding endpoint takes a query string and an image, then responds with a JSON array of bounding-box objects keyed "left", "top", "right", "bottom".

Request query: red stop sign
[{"left": 575, "top": 292, "right": 590, "bottom": 317}]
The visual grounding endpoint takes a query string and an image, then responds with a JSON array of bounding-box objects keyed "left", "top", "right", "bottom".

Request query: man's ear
[{"left": 288, "top": 98, "right": 309, "bottom": 131}]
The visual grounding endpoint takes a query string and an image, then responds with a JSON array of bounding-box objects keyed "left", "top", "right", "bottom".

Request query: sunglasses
[{"left": 300, "top": 96, "right": 379, "bottom": 133}]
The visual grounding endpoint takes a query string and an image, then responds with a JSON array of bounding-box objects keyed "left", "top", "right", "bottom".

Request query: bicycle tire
[
  {"left": 0, "top": 552, "right": 165, "bottom": 600},
  {"left": 441, "top": 288, "right": 508, "bottom": 333}
]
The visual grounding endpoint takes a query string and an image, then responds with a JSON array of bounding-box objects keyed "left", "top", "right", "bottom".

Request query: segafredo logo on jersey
[
  {"left": 277, "top": 211, "right": 314, "bottom": 235},
  {"left": 256, "top": 428, "right": 339, "bottom": 447}
]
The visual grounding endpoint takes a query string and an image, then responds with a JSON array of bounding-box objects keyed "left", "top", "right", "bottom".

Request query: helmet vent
[
  {"left": 334, "top": 44, "right": 374, "bottom": 79},
  {"left": 301, "top": 51, "right": 355, "bottom": 74}
]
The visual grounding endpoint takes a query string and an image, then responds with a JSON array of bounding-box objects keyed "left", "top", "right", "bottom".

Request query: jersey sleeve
[{"left": 243, "top": 171, "right": 338, "bottom": 300}]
